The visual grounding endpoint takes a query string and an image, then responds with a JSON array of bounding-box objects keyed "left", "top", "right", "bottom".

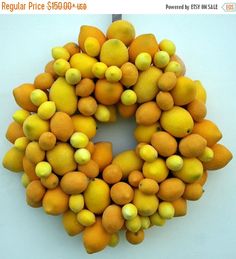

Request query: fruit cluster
[{"left": 2, "top": 20, "right": 232, "bottom": 254}]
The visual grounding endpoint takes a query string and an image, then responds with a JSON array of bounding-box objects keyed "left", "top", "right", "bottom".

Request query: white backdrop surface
[{"left": 0, "top": 14, "right": 236, "bottom": 259}]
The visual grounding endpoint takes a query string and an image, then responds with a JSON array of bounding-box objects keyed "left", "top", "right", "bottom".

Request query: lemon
[
  {"left": 94, "top": 104, "right": 110, "bottom": 122},
  {"left": 158, "top": 202, "right": 175, "bottom": 219},
  {"left": 166, "top": 155, "right": 183, "bottom": 171},
  {"left": 153, "top": 51, "right": 170, "bottom": 68},
  {"left": 69, "top": 194, "right": 84, "bottom": 213},
  {"left": 74, "top": 148, "right": 91, "bottom": 165},
  {"left": 173, "top": 158, "right": 203, "bottom": 183},
  {"left": 139, "top": 144, "right": 158, "bottom": 162},
  {"left": 160, "top": 106, "right": 194, "bottom": 138},
  {"left": 100, "top": 39, "right": 129, "bottom": 67},
  {"left": 70, "top": 132, "right": 89, "bottom": 148},
  {"left": 150, "top": 212, "right": 166, "bottom": 226},
  {"left": 12, "top": 109, "right": 30, "bottom": 125},
  {"left": 35, "top": 161, "right": 52, "bottom": 178},
  {"left": 21, "top": 173, "right": 30, "bottom": 188},
  {"left": 53, "top": 58, "right": 70, "bottom": 76},
  {"left": 84, "top": 37, "right": 101, "bottom": 57},
  {"left": 77, "top": 209, "right": 96, "bottom": 227},
  {"left": 109, "top": 233, "right": 119, "bottom": 247},
  {"left": 143, "top": 158, "right": 168, "bottom": 182},
  {"left": 105, "top": 66, "right": 122, "bottom": 82},
  {"left": 52, "top": 46, "right": 70, "bottom": 60},
  {"left": 198, "top": 147, "right": 214, "bottom": 162},
  {"left": 122, "top": 203, "right": 138, "bottom": 220},
  {"left": 159, "top": 39, "right": 176, "bottom": 56},
  {"left": 125, "top": 215, "right": 142, "bottom": 233},
  {"left": 37, "top": 101, "right": 56, "bottom": 120},
  {"left": 135, "top": 52, "right": 152, "bottom": 71},
  {"left": 30, "top": 89, "right": 48, "bottom": 106},
  {"left": 70, "top": 53, "right": 97, "bottom": 79},
  {"left": 140, "top": 216, "right": 151, "bottom": 229},
  {"left": 14, "top": 137, "right": 30, "bottom": 151},
  {"left": 121, "top": 89, "right": 137, "bottom": 105},
  {"left": 65, "top": 68, "right": 81, "bottom": 85},
  {"left": 92, "top": 62, "right": 108, "bottom": 79},
  {"left": 165, "top": 61, "right": 182, "bottom": 76}
]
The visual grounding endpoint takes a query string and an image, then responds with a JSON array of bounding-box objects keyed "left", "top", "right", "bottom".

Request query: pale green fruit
[
  {"left": 150, "top": 212, "right": 166, "bottom": 226},
  {"left": 158, "top": 202, "right": 175, "bottom": 219},
  {"left": 69, "top": 194, "right": 84, "bottom": 213},
  {"left": 21, "top": 173, "right": 30, "bottom": 188},
  {"left": 74, "top": 148, "right": 91, "bottom": 165},
  {"left": 165, "top": 61, "right": 182, "bottom": 77},
  {"left": 159, "top": 39, "right": 176, "bottom": 56},
  {"left": 92, "top": 62, "right": 108, "bottom": 79},
  {"left": 37, "top": 101, "right": 56, "bottom": 120},
  {"left": 153, "top": 51, "right": 170, "bottom": 68},
  {"left": 30, "top": 89, "right": 48, "bottom": 106},
  {"left": 140, "top": 216, "right": 151, "bottom": 229},
  {"left": 109, "top": 233, "right": 119, "bottom": 247},
  {"left": 14, "top": 137, "right": 30, "bottom": 151},
  {"left": 12, "top": 109, "right": 30, "bottom": 125},
  {"left": 65, "top": 68, "right": 81, "bottom": 85},
  {"left": 135, "top": 52, "right": 152, "bottom": 71},
  {"left": 77, "top": 209, "right": 96, "bottom": 226},
  {"left": 166, "top": 155, "right": 183, "bottom": 171},
  {"left": 52, "top": 46, "right": 70, "bottom": 60},
  {"left": 53, "top": 58, "right": 70, "bottom": 76},
  {"left": 139, "top": 144, "right": 158, "bottom": 162},
  {"left": 105, "top": 66, "right": 122, "bottom": 82},
  {"left": 122, "top": 203, "right": 138, "bottom": 220},
  {"left": 198, "top": 147, "right": 214, "bottom": 162},
  {"left": 84, "top": 37, "right": 101, "bottom": 57},
  {"left": 125, "top": 215, "right": 142, "bottom": 233},
  {"left": 121, "top": 89, "right": 137, "bottom": 106},
  {"left": 70, "top": 132, "right": 89, "bottom": 149},
  {"left": 94, "top": 104, "right": 110, "bottom": 122},
  {"left": 35, "top": 161, "right": 52, "bottom": 178}
]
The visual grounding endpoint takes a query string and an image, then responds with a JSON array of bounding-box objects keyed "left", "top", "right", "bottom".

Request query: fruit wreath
[{"left": 2, "top": 20, "right": 233, "bottom": 254}]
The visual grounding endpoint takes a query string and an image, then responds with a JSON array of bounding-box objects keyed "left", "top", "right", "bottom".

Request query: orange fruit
[
  {"left": 102, "top": 164, "right": 123, "bottom": 184},
  {"left": 129, "top": 34, "right": 158, "bottom": 63},
  {"left": 60, "top": 172, "right": 89, "bottom": 195},
  {"left": 78, "top": 25, "right": 106, "bottom": 53},
  {"left": 110, "top": 182, "right": 134, "bottom": 205},
  {"left": 95, "top": 79, "right": 123, "bottom": 105},
  {"left": 6, "top": 121, "right": 24, "bottom": 144},
  {"left": 128, "top": 170, "right": 144, "bottom": 187},
  {"left": 34, "top": 72, "right": 54, "bottom": 90}
]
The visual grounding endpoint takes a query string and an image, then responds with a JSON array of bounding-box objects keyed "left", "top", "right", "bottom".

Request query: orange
[
  {"left": 34, "top": 72, "right": 54, "bottom": 90},
  {"left": 91, "top": 142, "right": 113, "bottom": 171},
  {"left": 83, "top": 217, "right": 111, "bottom": 254},
  {"left": 110, "top": 182, "right": 134, "bottom": 205},
  {"left": 129, "top": 34, "right": 158, "bottom": 63},
  {"left": 13, "top": 83, "right": 38, "bottom": 112},
  {"left": 157, "top": 178, "right": 185, "bottom": 201},
  {"left": 63, "top": 42, "right": 80, "bottom": 56},
  {"left": 60, "top": 172, "right": 89, "bottom": 195},
  {"left": 95, "top": 79, "right": 123, "bottom": 105},
  {"left": 78, "top": 25, "right": 106, "bottom": 53},
  {"left": 120, "top": 62, "right": 139, "bottom": 87},
  {"left": 42, "top": 186, "right": 69, "bottom": 215},
  {"left": 78, "top": 159, "right": 99, "bottom": 179},
  {"left": 128, "top": 170, "right": 144, "bottom": 187},
  {"left": 102, "top": 164, "right": 123, "bottom": 184},
  {"left": 202, "top": 144, "right": 233, "bottom": 170},
  {"left": 151, "top": 131, "right": 177, "bottom": 157},
  {"left": 171, "top": 198, "right": 187, "bottom": 217},
  {"left": 102, "top": 204, "right": 124, "bottom": 234},
  {"left": 75, "top": 78, "right": 95, "bottom": 97},
  {"left": 118, "top": 103, "right": 137, "bottom": 118},
  {"left": 6, "top": 121, "right": 25, "bottom": 144},
  {"left": 126, "top": 229, "right": 144, "bottom": 245}
]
